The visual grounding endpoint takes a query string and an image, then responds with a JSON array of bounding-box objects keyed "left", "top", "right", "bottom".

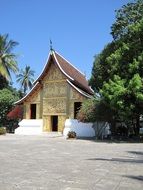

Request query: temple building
[{"left": 16, "top": 50, "right": 94, "bottom": 132}]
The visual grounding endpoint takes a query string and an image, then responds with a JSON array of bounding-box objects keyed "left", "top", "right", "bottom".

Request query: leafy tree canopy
[
  {"left": 0, "top": 75, "right": 9, "bottom": 89},
  {"left": 89, "top": 0, "right": 143, "bottom": 135},
  {"left": 0, "top": 88, "right": 20, "bottom": 126},
  {"left": 111, "top": 0, "right": 143, "bottom": 40}
]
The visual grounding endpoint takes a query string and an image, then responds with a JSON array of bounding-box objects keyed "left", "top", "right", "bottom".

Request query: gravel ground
[{"left": 0, "top": 134, "right": 143, "bottom": 190}]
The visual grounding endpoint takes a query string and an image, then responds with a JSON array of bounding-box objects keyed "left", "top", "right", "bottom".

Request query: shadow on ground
[
  {"left": 127, "top": 151, "right": 143, "bottom": 156},
  {"left": 77, "top": 137, "right": 143, "bottom": 144},
  {"left": 124, "top": 175, "right": 143, "bottom": 182},
  {"left": 87, "top": 157, "right": 143, "bottom": 164}
]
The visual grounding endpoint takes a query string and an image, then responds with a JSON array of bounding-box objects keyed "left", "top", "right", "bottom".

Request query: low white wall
[
  {"left": 63, "top": 119, "right": 95, "bottom": 137},
  {"left": 15, "top": 119, "right": 43, "bottom": 135}
]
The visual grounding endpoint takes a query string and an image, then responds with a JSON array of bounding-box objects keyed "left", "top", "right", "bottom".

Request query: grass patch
[{"left": 0, "top": 127, "right": 6, "bottom": 135}]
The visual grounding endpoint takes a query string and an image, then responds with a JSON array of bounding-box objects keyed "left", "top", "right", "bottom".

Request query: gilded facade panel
[
  {"left": 70, "top": 87, "right": 85, "bottom": 101},
  {"left": 26, "top": 90, "right": 40, "bottom": 103},
  {"left": 42, "top": 61, "right": 68, "bottom": 120},
  {"left": 25, "top": 104, "right": 30, "bottom": 119},
  {"left": 69, "top": 85, "right": 86, "bottom": 118},
  {"left": 43, "top": 98, "right": 66, "bottom": 114},
  {"left": 58, "top": 115, "right": 67, "bottom": 132},
  {"left": 43, "top": 116, "right": 51, "bottom": 131},
  {"left": 43, "top": 82, "right": 67, "bottom": 98},
  {"left": 43, "top": 62, "right": 66, "bottom": 82},
  {"left": 32, "top": 92, "right": 40, "bottom": 102},
  {"left": 36, "top": 103, "right": 40, "bottom": 119},
  {"left": 69, "top": 102, "right": 74, "bottom": 118},
  {"left": 23, "top": 89, "right": 41, "bottom": 119}
]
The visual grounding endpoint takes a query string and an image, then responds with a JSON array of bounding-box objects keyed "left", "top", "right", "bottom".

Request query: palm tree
[
  {"left": 0, "top": 34, "right": 18, "bottom": 80},
  {"left": 16, "top": 65, "right": 35, "bottom": 94}
]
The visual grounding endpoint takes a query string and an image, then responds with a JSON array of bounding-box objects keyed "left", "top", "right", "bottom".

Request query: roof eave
[
  {"left": 33, "top": 51, "right": 53, "bottom": 85},
  {"left": 72, "top": 80, "right": 94, "bottom": 95},
  {"left": 67, "top": 79, "right": 93, "bottom": 98},
  {"left": 14, "top": 82, "right": 40, "bottom": 105},
  {"left": 52, "top": 51, "right": 74, "bottom": 81}
]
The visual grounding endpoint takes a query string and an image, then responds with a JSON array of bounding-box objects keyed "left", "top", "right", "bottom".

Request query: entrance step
[{"left": 42, "top": 132, "right": 63, "bottom": 137}]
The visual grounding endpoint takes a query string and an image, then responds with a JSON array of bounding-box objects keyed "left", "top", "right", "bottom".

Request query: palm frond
[
  {"left": 16, "top": 65, "right": 35, "bottom": 94},
  {"left": 0, "top": 34, "right": 18, "bottom": 80}
]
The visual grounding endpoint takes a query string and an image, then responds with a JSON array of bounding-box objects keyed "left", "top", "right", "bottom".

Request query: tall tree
[
  {"left": 0, "top": 34, "right": 18, "bottom": 80},
  {"left": 16, "top": 65, "right": 35, "bottom": 94},
  {"left": 0, "top": 75, "right": 9, "bottom": 89},
  {"left": 89, "top": 42, "right": 116, "bottom": 92},
  {"left": 111, "top": 0, "right": 143, "bottom": 40},
  {"left": 0, "top": 88, "right": 20, "bottom": 127},
  {"left": 89, "top": 0, "right": 143, "bottom": 135}
]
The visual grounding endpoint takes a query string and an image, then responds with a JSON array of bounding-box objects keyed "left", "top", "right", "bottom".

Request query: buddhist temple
[{"left": 16, "top": 50, "right": 94, "bottom": 133}]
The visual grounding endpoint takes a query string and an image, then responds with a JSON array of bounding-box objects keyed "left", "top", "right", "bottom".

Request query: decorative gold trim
[
  {"left": 43, "top": 97, "right": 66, "bottom": 100},
  {"left": 44, "top": 79, "right": 66, "bottom": 83},
  {"left": 43, "top": 113, "right": 67, "bottom": 116}
]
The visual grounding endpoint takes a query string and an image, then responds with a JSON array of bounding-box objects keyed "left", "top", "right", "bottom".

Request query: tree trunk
[
  {"left": 110, "top": 119, "right": 116, "bottom": 136},
  {"left": 135, "top": 115, "right": 140, "bottom": 136}
]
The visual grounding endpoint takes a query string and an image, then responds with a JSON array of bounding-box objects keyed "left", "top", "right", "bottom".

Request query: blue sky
[{"left": 0, "top": 0, "right": 132, "bottom": 88}]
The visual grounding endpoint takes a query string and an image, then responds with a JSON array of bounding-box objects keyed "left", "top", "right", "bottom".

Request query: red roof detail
[{"left": 7, "top": 105, "right": 23, "bottom": 119}]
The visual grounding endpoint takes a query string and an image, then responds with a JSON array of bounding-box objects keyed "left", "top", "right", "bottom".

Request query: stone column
[
  {"left": 43, "top": 116, "right": 51, "bottom": 132},
  {"left": 25, "top": 104, "right": 30, "bottom": 119},
  {"left": 58, "top": 115, "right": 67, "bottom": 132}
]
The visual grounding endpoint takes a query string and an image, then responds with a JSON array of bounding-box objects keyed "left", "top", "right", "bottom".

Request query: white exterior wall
[
  {"left": 15, "top": 119, "right": 43, "bottom": 135},
  {"left": 63, "top": 119, "right": 95, "bottom": 137},
  {"left": 63, "top": 119, "right": 111, "bottom": 138}
]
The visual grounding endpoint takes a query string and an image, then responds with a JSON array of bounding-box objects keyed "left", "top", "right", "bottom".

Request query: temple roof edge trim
[
  {"left": 14, "top": 82, "right": 40, "bottom": 105},
  {"left": 52, "top": 51, "right": 74, "bottom": 81},
  {"left": 66, "top": 79, "right": 93, "bottom": 99}
]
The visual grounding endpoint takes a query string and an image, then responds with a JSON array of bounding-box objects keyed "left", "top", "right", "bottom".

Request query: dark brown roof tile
[{"left": 54, "top": 51, "right": 94, "bottom": 95}]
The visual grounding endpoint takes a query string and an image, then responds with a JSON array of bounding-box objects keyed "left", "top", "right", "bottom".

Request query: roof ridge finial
[{"left": 50, "top": 39, "right": 54, "bottom": 52}]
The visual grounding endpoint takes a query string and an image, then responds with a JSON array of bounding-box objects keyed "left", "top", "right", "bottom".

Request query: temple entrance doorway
[
  {"left": 74, "top": 102, "right": 82, "bottom": 119},
  {"left": 51, "top": 116, "right": 58, "bottom": 131},
  {"left": 30, "top": 104, "right": 36, "bottom": 119}
]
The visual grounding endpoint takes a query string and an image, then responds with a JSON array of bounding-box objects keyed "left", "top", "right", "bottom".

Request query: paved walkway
[{"left": 0, "top": 134, "right": 143, "bottom": 190}]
